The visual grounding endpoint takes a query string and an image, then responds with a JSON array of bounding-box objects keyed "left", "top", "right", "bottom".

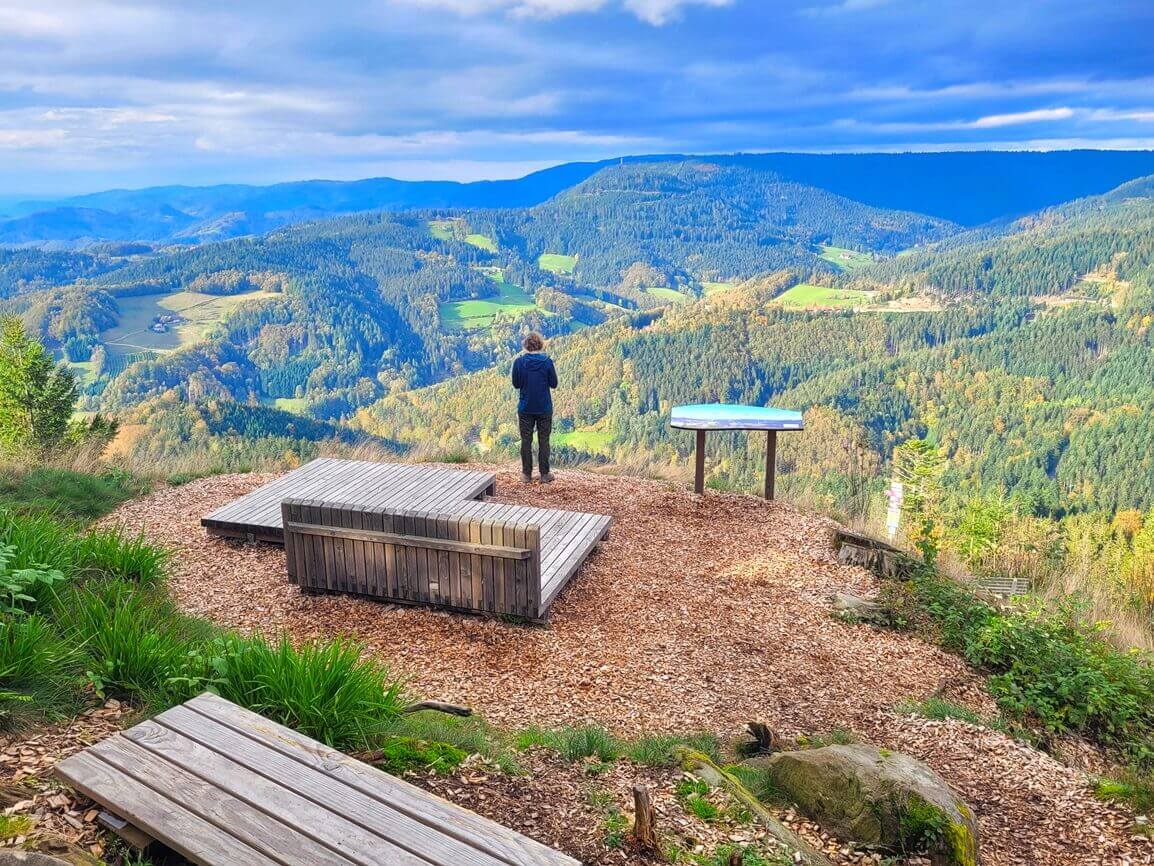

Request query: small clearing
[
  {"left": 773, "top": 284, "right": 873, "bottom": 311},
  {"left": 818, "top": 245, "right": 874, "bottom": 272},
  {"left": 100, "top": 465, "right": 1147, "bottom": 866},
  {"left": 100, "top": 289, "right": 276, "bottom": 358},
  {"left": 539, "top": 252, "right": 578, "bottom": 274},
  {"left": 645, "top": 286, "right": 690, "bottom": 303},
  {"left": 439, "top": 273, "right": 538, "bottom": 330}
]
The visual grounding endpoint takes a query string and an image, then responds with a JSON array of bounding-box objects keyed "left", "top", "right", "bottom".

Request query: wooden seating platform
[
  {"left": 202, "top": 458, "right": 498, "bottom": 543},
  {"left": 283, "top": 497, "right": 611, "bottom": 619},
  {"left": 203, "top": 458, "right": 611, "bottom": 618},
  {"left": 56, "top": 693, "right": 579, "bottom": 866}
]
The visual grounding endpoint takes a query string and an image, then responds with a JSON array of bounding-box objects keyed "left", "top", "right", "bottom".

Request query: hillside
[
  {"left": 2, "top": 161, "right": 962, "bottom": 425},
  {"left": 858, "top": 173, "right": 1154, "bottom": 298},
  {"left": 7, "top": 151, "right": 1154, "bottom": 247}
]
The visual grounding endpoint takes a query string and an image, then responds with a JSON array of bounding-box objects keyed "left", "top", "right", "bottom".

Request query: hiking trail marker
[{"left": 671, "top": 403, "right": 805, "bottom": 499}]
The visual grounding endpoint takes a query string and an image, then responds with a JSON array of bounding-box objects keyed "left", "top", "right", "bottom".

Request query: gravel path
[{"left": 101, "top": 465, "right": 1151, "bottom": 866}]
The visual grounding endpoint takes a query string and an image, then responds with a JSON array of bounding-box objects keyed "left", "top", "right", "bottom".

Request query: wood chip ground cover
[{"left": 47, "top": 464, "right": 1148, "bottom": 865}]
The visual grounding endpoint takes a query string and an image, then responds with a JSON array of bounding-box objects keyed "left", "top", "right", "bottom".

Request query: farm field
[
  {"left": 773, "top": 283, "right": 873, "bottom": 310},
  {"left": 552, "top": 427, "right": 614, "bottom": 453},
  {"left": 465, "top": 233, "right": 497, "bottom": 251},
  {"left": 818, "top": 244, "right": 875, "bottom": 271},
  {"left": 100, "top": 289, "right": 276, "bottom": 358},
  {"left": 538, "top": 252, "right": 577, "bottom": 274},
  {"left": 439, "top": 273, "right": 538, "bottom": 330},
  {"left": 646, "top": 286, "right": 690, "bottom": 302}
]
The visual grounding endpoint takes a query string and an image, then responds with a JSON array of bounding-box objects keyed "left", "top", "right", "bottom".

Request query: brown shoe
[
  {"left": 520, "top": 472, "right": 533, "bottom": 484},
  {"left": 540, "top": 472, "right": 555, "bottom": 484}
]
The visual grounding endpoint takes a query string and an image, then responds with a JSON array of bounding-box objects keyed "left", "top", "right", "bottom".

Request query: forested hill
[
  {"left": 856, "top": 173, "right": 1154, "bottom": 298},
  {"left": 6, "top": 150, "right": 1154, "bottom": 247},
  {"left": 480, "top": 161, "right": 954, "bottom": 289},
  {"left": 361, "top": 249, "right": 1154, "bottom": 521},
  {"left": 2, "top": 161, "right": 956, "bottom": 425}
]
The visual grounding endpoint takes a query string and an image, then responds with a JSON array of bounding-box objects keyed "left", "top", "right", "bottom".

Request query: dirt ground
[{"left": 80, "top": 464, "right": 1153, "bottom": 866}]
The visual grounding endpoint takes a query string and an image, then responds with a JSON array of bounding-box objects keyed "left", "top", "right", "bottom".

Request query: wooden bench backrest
[{"left": 281, "top": 498, "right": 542, "bottom": 617}]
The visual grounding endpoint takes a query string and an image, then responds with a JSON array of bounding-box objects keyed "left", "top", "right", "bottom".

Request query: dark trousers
[{"left": 518, "top": 412, "right": 552, "bottom": 476}]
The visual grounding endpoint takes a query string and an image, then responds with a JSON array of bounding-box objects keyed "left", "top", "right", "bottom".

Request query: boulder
[
  {"left": 829, "top": 591, "right": 892, "bottom": 625},
  {"left": 750, "top": 743, "right": 979, "bottom": 866},
  {"left": 0, "top": 854, "right": 73, "bottom": 866}
]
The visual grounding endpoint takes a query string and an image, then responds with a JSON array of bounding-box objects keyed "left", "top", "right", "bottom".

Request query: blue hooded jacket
[{"left": 511, "top": 352, "right": 558, "bottom": 415}]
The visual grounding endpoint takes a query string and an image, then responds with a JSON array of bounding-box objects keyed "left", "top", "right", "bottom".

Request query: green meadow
[
  {"left": 646, "top": 286, "right": 690, "bottom": 303},
  {"left": 552, "top": 427, "right": 614, "bottom": 454},
  {"left": 774, "top": 283, "right": 872, "bottom": 310},
  {"left": 427, "top": 219, "right": 457, "bottom": 240},
  {"left": 818, "top": 244, "right": 874, "bottom": 271},
  {"left": 101, "top": 289, "right": 277, "bottom": 358},
  {"left": 439, "top": 273, "right": 538, "bottom": 330},
  {"left": 465, "top": 233, "right": 497, "bottom": 252},
  {"left": 538, "top": 253, "right": 577, "bottom": 274}
]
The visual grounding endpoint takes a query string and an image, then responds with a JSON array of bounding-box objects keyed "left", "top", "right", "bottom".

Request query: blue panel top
[{"left": 670, "top": 403, "right": 805, "bottom": 431}]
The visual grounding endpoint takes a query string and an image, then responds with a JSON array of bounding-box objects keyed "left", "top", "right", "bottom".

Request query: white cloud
[
  {"left": 399, "top": 0, "right": 731, "bottom": 24},
  {"left": 971, "top": 107, "right": 1075, "bottom": 128}
]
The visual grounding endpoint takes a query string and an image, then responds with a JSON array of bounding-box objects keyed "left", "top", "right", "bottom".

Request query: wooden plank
[
  {"left": 117, "top": 722, "right": 428, "bottom": 865},
  {"left": 55, "top": 750, "right": 282, "bottom": 866},
  {"left": 153, "top": 707, "right": 516, "bottom": 866},
  {"left": 186, "top": 695, "right": 579, "bottom": 866},
  {"left": 90, "top": 734, "right": 356, "bottom": 865},
  {"left": 284, "top": 522, "right": 532, "bottom": 560}
]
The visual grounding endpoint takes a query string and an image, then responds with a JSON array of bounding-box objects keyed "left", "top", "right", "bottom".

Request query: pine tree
[{"left": 0, "top": 316, "right": 78, "bottom": 455}]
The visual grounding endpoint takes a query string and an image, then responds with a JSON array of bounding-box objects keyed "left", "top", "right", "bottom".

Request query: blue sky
[{"left": 1, "top": 0, "right": 1152, "bottom": 195}]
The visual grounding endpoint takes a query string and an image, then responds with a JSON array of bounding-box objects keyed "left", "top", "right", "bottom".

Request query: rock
[
  {"left": 830, "top": 591, "right": 892, "bottom": 625},
  {"left": 0, "top": 853, "right": 73, "bottom": 866},
  {"left": 749, "top": 743, "right": 979, "bottom": 866}
]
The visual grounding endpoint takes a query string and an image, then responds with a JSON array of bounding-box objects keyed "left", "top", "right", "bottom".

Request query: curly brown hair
[{"left": 522, "top": 332, "right": 545, "bottom": 352}]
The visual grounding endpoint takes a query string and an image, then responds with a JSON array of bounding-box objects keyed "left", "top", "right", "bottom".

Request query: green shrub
[
  {"left": 896, "top": 697, "right": 982, "bottom": 725},
  {"left": 625, "top": 732, "right": 722, "bottom": 766},
  {"left": 52, "top": 580, "right": 210, "bottom": 705},
  {"left": 517, "top": 725, "right": 621, "bottom": 762},
  {"left": 601, "top": 808, "right": 628, "bottom": 848},
  {"left": 0, "top": 614, "right": 78, "bottom": 725},
  {"left": 0, "top": 466, "right": 145, "bottom": 521},
  {"left": 887, "top": 567, "right": 1154, "bottom": 761},
  {"left": 214, "top": 635, "right": 407, "bottom": 751},
  {"left": 0, "top": 543, "right": 66, "bottom": 614},
  {"left": 76, "top": 528, "right": 169, "bottom": 583}
]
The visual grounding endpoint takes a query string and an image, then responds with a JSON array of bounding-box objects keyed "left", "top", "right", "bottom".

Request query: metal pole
[
  {"left": 764, "top": 430, "right": 777, "bottom": 500},
  {"left": 694, "top": 429, "right": 706, "bottom": 494}
]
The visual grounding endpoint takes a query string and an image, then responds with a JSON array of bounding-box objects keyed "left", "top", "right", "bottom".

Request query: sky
[{"left": 1, "top": 0, "right": 1153, "bottom": 196}]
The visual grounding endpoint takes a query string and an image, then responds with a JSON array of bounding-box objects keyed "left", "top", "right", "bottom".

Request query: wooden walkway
[
  {"left": 202, "top": 458, "right": 497, "bottom": 542},
  {"left": 56, "top": 693, "right": 580, "bottom": 866}
]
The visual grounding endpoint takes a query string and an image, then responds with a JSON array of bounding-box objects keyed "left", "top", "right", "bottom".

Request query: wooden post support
[
  {"left": 694, "top": 429, "right": 706, "bottom": 494},
  {"left": 764, "top": 430, "right": 778, "bottom": 500},
  {"left": 630, "top": 785, "right": 658, "bottom": 853}
]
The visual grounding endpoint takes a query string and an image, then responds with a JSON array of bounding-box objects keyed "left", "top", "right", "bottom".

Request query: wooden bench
[
  {"left": 283, "top": 498, "right": 612, "bottom": 620},
  {"left": 201, "top": 458, "right": 498, "bottom": 543},
  {"left": 56, "top": 693, "right": 580, "bottom": 866}
]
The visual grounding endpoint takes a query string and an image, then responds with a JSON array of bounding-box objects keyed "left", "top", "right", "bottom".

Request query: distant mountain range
[{"left": 6, "top": 150, "right": 1154, "bottom": 248}]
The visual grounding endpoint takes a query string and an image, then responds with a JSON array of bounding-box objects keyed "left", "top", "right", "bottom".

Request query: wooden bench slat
[
  {"left": 186, "top": 694, "right": 579, "bottom": 866},
  {"left": 91, "top": 733, "right": 356, "bottom": 865},
  {"left": 152, "top": 707, "right": 516, "bottom": 866},
  {"left": 55, "top": 751, "right": 283, "bottom": 866}
]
